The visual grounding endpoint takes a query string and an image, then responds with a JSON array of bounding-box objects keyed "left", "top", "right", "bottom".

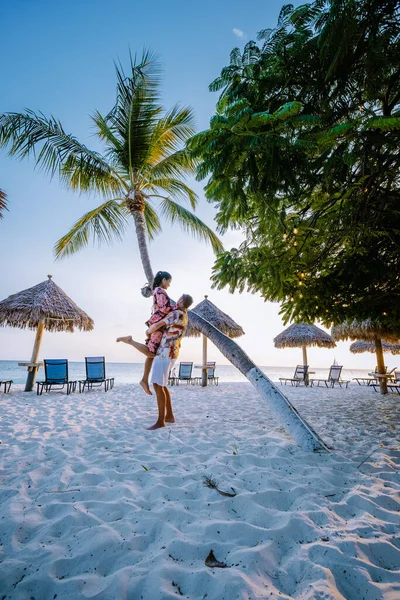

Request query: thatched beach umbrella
[
  {"left": 332, "top": 320, "right": 400, "bottom": 394},
  {"left": 0, "top": 275, "right": 94, "bottom": 391},
  {"left": 349, "top": 340, "right": 400, "bottom": 355},
  {"left": 185, "top": 295, "right": 244, "bottom": 386},
  {"left": 274, "top": 322, "right": 336, "bottom": 368}
]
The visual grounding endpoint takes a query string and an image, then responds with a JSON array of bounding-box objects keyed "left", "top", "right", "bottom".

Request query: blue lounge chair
[
  {"left": 310, "top": 365, "right": 350, "bottom": 388},
  {"left": 0, "top": 380, "right": 12, "bottom": 393},
  {"left": 37, "top": 359, "right": 76, "bottom": 395},
  {"left": 206, "top": 362, "right": 219, "bottom": 385},
  {"left": 79, "top": 357, "right": 114, "bottom": 392},
  {"left": 176, "top": 362, "right": 194, "bottom": 385}
]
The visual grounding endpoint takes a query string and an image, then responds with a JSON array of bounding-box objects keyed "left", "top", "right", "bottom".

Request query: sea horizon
[{"left": 0, "top": 359, "right": 377, "bottom": 385}]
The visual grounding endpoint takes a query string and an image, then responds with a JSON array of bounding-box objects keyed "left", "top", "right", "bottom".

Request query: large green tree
[{"left": 190, "top": 0, "right": 400, "bottom": 333}]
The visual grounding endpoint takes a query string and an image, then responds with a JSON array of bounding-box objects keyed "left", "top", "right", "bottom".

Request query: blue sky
[{"left": 0, "top": 0, "right": 386, "bottom": 370}]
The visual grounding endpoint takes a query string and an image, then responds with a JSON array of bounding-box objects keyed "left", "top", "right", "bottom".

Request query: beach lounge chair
[
  {"left": 0, "top": 379, "right": 12, "bottom": 393},
  {"left": 279, "top": 365, "right": 309, "bottom": 386},
  {"left": 193, "top": 362, "right": 220, "bottom": 386},
  {"left": 79, "top": 357, "right": 114, "bottom": 393},
  {"left": 310, "top": 365, "right": 350, "bottom": 388},
  {"left": 385, "top": 382, "right": 400, "bottom": 394},
  {"left": 176, "top": 362, "right": 194, "bottom": 385},
  {"left": 206, "top": 362, "right": 219, "bottom": 385},
  {"left": 386, "top": 370, "right": 400, "bottom": 393},
  {"left": 37, "top": 359, "right": 77, "bottom": 395},
  {"left": 371, "top": 368, "right": 398, "bottom": 393},
  {"left": 353, "top": 365, "right": 388, "bottom": 386},
  {"left": 168, "top": 366, "right": 178, "bottom": 386}
]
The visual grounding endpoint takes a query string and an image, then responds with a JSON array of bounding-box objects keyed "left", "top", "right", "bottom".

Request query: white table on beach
[
  {"left": 18, "top": 361, "right": 44, "bottom": 372},
  {"left": 368, "top": 372, "right": 395, "bottom": 382},
  {"left": 194, "top": 365, "right": 215, "bottom": 387},
  {"left": 18, "top": 362, "right": 44, "bottom": 392}
]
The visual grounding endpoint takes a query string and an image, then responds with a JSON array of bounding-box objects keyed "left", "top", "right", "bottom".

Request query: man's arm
[
  {"left": 147, "top": 310, "right": 181, "bottom": 335},
  {"left": 146, "top": 318, "right": 167, "bottom": 335}
]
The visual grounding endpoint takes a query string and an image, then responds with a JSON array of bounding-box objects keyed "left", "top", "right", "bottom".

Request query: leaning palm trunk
[{"left": 189, "top": 311, "right": 328, "bottom": 451}]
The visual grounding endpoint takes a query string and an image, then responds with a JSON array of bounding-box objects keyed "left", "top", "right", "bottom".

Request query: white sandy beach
[{"left": 0, "top": 381, "right": 399, "bottom": 599}]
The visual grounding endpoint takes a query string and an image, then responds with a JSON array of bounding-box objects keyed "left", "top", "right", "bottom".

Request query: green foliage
[{"left": 192, "top": 0, "right": 400, "bottom": 332}]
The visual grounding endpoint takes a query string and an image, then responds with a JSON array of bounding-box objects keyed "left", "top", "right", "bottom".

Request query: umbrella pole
[
  {"left": 375, "top": 336, "right": 387, "bottom": 395},
  {"left": 202, "top": 334, "right": 208, "bottom": 387},
  {"left": 302, "top": 345, "right": 308, "bottom": 367},
  {"left": 25, "top": 321, "right": 44, "bottom": 392},
  {"left": 302, "top": 345, "right": 310, "bottom": 386}
]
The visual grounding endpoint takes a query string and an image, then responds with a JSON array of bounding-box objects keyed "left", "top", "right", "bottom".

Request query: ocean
[{"left": 0, "top": 360, "right": 372, "bottom": 385}]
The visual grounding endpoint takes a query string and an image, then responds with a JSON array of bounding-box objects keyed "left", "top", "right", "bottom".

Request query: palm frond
[
  {"left": 146, "top": 148, "right": 198, "bottom": 186},
  {"left": 110, "top": 52, "right": 162, "bottom": 178},
  {"left": 54, "top": 199, "right": 129, "bottom": 259},
  {"left": 146, "top": 104, "right": 196, "bottom": 165},
  {"left": 0, "top": 110, "right": 121, "bottom": 196},
  {"left": 158, "top": 196, "right": 223, "bottom": 254},
  {"left": 91, "top": 110, "right": 123, "bottom": 150},
  {"left": 0, "top": 188, "right": 7, "bottom": 218},
  {"left": 143, "top": 201, "right": 162, "bottom": 240},
  {"left": 147, "top": 177, "right": 198, "bottom": 209}
]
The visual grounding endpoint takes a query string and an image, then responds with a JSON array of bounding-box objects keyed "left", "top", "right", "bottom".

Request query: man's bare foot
[
  {"left": 140, "top": 380, "right": 152, "bottom": 396},
  {"left": 116, "top": 335, "right": 133, "bottom": 344},
  {"left": 147, "top": 422, "right": 165, "bottom": 430},
  {"left": 165, "top": 416, "right": 175, "bottom": 423}
]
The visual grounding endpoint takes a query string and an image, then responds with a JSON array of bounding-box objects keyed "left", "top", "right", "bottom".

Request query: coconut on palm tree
[{"left": 0, "top": 50, "right": 327, "bottom": 451}]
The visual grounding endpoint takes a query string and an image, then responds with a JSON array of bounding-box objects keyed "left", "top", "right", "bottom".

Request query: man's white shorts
[{"left": 151, "top": 350, "right": 176, "bottom": 387}]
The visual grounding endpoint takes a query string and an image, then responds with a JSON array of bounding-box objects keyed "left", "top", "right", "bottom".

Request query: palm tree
[
  {"left": 0, "top": 188, "right": 7, "bottom": 218},
  {"left": 0, "top": 50, "right": 326, "bottom": 451},
  {"left": 0, "top": 51, "right": 222, "bottom": 293}
]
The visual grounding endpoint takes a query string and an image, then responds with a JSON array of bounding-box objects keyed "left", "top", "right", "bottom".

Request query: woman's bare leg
[
  {"left": 140, "top": 357, "right": 154, "bottom": 396},
  {"left": 147, "top": 383, "right": 166, "bottom": 430},
  {"left": 116, "top": 336, "right": 154, "bottom": 358},
  {"left": 164, "top": 387, "right": 175, "bottom": 423},
  {"left": 117, "top": 336, "right": 155, "bottom": 395}
]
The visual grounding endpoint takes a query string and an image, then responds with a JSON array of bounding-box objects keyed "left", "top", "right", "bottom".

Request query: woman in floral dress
[{"left": 117, "top": 271, "right": 173, "bottom": 395}]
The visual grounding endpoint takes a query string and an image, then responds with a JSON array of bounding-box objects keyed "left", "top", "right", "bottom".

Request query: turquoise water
[{"left": 0, "top": 360, "right": 370, "bottom": 385}]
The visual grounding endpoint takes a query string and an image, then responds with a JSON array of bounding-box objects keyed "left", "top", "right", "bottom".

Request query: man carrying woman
[{"left": 117, "top": 270, "right": 193, "bottom": 429}]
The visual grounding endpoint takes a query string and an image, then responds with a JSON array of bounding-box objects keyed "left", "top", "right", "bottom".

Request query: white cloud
[{"left": 233, "top": 28, "right": 244, "bottom": 39}]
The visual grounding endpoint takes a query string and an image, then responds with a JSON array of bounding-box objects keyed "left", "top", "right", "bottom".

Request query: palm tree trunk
[
  {"left": 189, "top": 311, "right": 328, "bottom": 452},
  {"left": 127, "top": 191, "right": 154, "bottom": 286},
  {"left": 375, "top": 335, "right": 387, "bottom": 394}
]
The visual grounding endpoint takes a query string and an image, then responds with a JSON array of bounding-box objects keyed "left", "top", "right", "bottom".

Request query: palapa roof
[
  {"left": 186, "top": 296, "right": 244, "bottom": 338},
  {"left": 274, "top": 322, "right": 336, "bottom": 349},
  {"left": 331, "top": 319, "right": 400, "bottom": 344},
  {"left": 0, "top": 275, "right": 94, "bottom": 332},
  {"left": 350, "top": 340, "right": 400, "bottom": 355}
]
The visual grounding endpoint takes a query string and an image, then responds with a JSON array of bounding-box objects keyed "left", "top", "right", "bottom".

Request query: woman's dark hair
[{"left": 152, "top": 271, "right": 172, "bottom": 290}]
